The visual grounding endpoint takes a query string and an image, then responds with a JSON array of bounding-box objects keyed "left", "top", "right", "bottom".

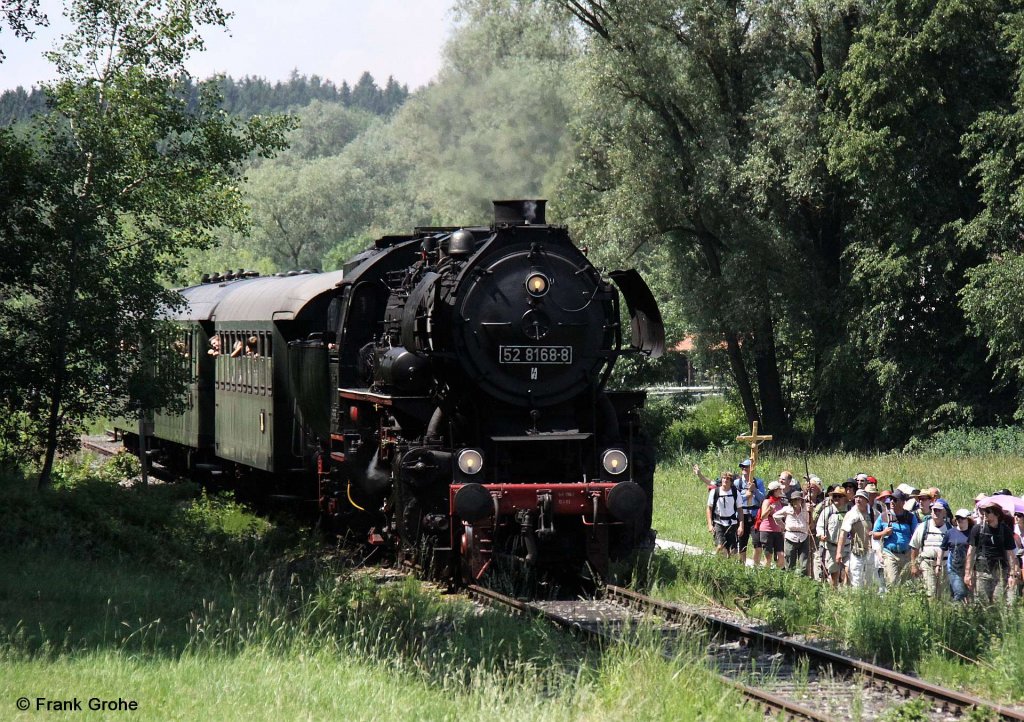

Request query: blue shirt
[
  {"left": 737, "top": 476, "right": 765, "bottom": 514},
  {"left": 873, "top": 511, "right": 918, "bottom": 553}
]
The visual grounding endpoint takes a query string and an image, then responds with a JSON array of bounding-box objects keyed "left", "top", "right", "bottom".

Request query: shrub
[
  {"left": 676, "top": 396, "right": 747, "bottom": 451},
  {"left": 903, "top": 426, "right": 1024, "bottom": 456}
]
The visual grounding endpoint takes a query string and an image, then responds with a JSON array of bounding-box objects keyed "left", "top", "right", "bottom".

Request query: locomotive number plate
[{"left": 499, "top": 345, "right": 573, "bottom": 364}]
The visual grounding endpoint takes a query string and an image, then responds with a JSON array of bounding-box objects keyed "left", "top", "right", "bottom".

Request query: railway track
[
  {"left": 467, "top": 583, "right": 1024, "bottom": 721},
  {"left": 81, "top": 433, "right": 123, "bottom": 457}
]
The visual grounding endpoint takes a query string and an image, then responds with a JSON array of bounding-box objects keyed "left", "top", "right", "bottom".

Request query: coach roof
[
  {"left": 213, "top": 271, "right": 346, "bottom": 322},
  {"left": 171, "top": 271, "right": 345, "bottom": 323}
]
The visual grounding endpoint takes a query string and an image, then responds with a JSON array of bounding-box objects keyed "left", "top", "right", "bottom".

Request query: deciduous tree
[{"left": 0, "top": 0, "right": 292, "bottom": 485}]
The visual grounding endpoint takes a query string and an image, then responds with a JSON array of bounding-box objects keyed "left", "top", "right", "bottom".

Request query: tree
[
  {"left": 559, "top": 0, "right": 863, "bottom": 441},
  {"left": 560, "top": 0, "right": 1022, "bottom": 446},
  {"left": 1, "top": 0, "right": 47, "bottom": 62},
  {"left": 0, "top": 0, "right": 292, "bottom": 486},
  {"left": 827, "top": 0, "right": 1017, "bottom": 439}
]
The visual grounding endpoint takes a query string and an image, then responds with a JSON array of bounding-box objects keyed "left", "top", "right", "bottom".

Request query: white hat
[
  {"left": 767, "top": 480, "right": 782, "bottom": 492},
  {"left": 954, "top": 508, "right": 971, "bottom": 519}
]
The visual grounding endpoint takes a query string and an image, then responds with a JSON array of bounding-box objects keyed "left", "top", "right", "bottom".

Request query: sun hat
[
  {"left": 767, "top": 480, "right": 782, "bottom": 492},
  {"left": 807, "top": 475, "right": 822, "bottom": 488},
  {"left": 855, "top": 490, "right": 870, "bottom": 501},
  {"left": 891, "top": 490, "right": 910, "bottom": 503},
  {"left": 788, "top": 490, "right": 803, "bottom": 502},
  {"left": 954, "top": 508, "right": 971, "bottom": 519},
  {"left": 864, "top": 483, "right": 878, "bottom": 493}
]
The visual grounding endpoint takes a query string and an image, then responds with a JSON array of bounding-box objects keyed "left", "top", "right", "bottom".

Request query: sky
[{"left": 1, "top": 0, "right": 456, "bottom": 91}]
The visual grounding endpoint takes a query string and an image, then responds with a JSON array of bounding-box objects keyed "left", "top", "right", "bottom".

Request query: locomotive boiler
[{"left": 122, "top": 200, "right": 664, "bottom": 587}]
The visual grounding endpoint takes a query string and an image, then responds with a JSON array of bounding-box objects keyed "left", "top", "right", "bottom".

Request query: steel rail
[
  {"left": 466, "top": 584, "right": 833, "bottom": 721},
  {"left": 606, "top": 584, "right": 1024, "bottom": 721}
]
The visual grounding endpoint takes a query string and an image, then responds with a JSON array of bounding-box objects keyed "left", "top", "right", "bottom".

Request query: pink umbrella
[{"left": 977, "top": 495, "right": 1024, "bottom": 516}]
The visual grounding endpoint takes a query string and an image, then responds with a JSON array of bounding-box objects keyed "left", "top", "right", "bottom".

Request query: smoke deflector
[{"left": 609, "top": 269, "right": 665, "bottom": 357}]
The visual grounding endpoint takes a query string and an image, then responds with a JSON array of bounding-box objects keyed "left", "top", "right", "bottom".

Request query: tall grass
[{"left": 0, "top": 456, "right": 768, "bottom": 722}]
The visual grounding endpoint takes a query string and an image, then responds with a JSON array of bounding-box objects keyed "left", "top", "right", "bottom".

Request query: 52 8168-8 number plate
[{"left": 499, "top": 345, "right": 573, "bottom": 365}]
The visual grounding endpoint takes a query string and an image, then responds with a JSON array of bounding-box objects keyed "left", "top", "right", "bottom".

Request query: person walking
[
  {"left": 818, "top": 487, "right": 850, "bottom": 588},
  {"left": 836, "top": 490, "right": 873, "bottom": 588},
  {"left": 872, "top": 490, "right": 918, "bottom": 588},
  {"left": 966, "top": 501, "right": 1018, "bottom": 604},
  {"left": 938, "top": 509, "right": 973, "bottom": 602},
  {"left": 695, "top": 461, "right": 762, "bottom": 564},
  {"left": 910, "top": 501, "right": 951, "bottom": 598},
  {"left": 773, "top": 490, "right": 811, "bottom": 574},
  {"left": 706, "top": 471, "right": 743, "bottom": 558},
  {"left": 757, "top": 481, "right": 787, "bottom": 568}
]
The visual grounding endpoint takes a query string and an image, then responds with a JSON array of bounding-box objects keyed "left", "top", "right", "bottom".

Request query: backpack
[
  {"left": 850, "top": 515, "right": 867, "bottom": 556},
  {"left": 712, "top": 486, "right": 739, "bottom": 524},
  {"left": 822, "top": 506, "right": 846, "bottom": 544}
]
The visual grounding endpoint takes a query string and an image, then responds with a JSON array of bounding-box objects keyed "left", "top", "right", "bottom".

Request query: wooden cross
[{"left": 736, "top": 421, "right": 773, "bottom": 480}]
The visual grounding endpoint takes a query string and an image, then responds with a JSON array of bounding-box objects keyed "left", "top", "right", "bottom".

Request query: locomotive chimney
[{"left": 493, "top": 199, "right": 546, "bottom": 225}]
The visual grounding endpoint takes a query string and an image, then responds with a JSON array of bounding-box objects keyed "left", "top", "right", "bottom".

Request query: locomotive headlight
[
  {"left": 526, "top": 272, "right": 549, "bottom": 297},
  {"left": 457, "top": 448, "right": 484, "bottom": 475},
  {"left": 601, "top": 449, "right": 628, "bottom": 476}
]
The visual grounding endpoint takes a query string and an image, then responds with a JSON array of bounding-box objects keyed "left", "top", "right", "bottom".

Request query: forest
[{"left": 5, "top": 0, "right": 1024, "bottom": 477}]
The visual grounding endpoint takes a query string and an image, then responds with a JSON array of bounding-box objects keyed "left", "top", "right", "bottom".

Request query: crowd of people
[{"left": 696, "top": 460, "right": 1024, "bottom": 604}]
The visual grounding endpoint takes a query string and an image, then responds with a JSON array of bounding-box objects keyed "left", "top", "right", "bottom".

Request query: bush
[
  {"left": 673, "top": 396, "right": 747, "bottom": 452},
  {"left": 903, "top": 426, "right": 1024, "bottom": 456}
]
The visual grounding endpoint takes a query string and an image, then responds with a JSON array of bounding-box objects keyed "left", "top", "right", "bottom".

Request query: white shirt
[{"left": 707, "top": 485, "right": 740, "bottom": 526}]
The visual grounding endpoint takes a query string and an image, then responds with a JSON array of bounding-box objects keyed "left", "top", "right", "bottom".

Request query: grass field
[
  {"left": 2, "top": 448, "right": 1023, "bottom": 719},
  {"left": 0, "top": 456, "right": 765, "bottom": 722}
]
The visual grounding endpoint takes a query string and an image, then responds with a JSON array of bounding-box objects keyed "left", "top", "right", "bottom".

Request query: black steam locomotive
[{"left": 121, "top": 200, "right": 664, "bottom": 586}]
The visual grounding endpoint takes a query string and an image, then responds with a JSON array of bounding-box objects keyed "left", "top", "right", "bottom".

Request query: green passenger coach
[{"left": 118, "top": 270, "right": 345, "bottom": 481}]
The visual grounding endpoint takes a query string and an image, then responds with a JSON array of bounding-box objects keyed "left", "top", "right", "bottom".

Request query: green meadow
[
  {"left": 0, "top": 455, "right": 763, "bottom": 722},
  {"left": 649, "top": 447, "right": 1024, "bottom": 705}
]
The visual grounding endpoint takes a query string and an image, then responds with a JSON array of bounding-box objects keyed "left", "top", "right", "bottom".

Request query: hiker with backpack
[
  {"left": 910, "top": 500, "right": 952, "bottom": 598},
  {"left": 836, "top": 490, "right": 874, "bottom": 588},
  {"left": 818, "top": 487, "right": 850, "bottom": 588},
  {"left": 966, "top": 500, "right": 1018, "bottom": 604},
  {"left": 706, "top": 471, "right": 743, "bottom": 558},
  {"left": 872, "top": 490, "right": 918, "bottom": 588},
  {"left": 938, "top": 508, "right": 973, "bottom": 602}
]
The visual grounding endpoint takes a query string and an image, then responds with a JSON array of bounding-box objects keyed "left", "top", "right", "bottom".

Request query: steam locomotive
[{"left": 120, "top": 200, "right": 664, "bottom": 587}]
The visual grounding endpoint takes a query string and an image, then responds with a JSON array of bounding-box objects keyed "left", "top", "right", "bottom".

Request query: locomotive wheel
[{"left": 459, "top": 524, "right": 490, "bottom": 583}]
